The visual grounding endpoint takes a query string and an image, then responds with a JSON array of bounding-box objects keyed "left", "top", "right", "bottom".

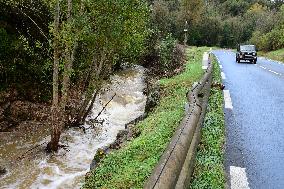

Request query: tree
[
  {"left": 49, "top": 0, "right": 60, "bottom": 152},
  {"left": 151, "top": 0, "right": 171, "bottom": 37},
  {"left": 47, "top": 0, "right": 150, "bottom": 151},
  {"left": 180, "top": 0, "right": 205, "bottom": 25},
  {"left": 176, "top": 0, "right": 205, "bottom": 44},
  {"left": 0, "top": 0, "right": 52, "bottom": 95}
]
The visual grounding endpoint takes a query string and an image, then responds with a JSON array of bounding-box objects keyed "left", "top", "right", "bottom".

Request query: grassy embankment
[
  {"left": 83, "top": 47, "right": 210, "bottom": 189},
  {"left": 190, "top": 56, "right": 226, "bottom": 189},
  {"left": 259, "top": 48, "right": 284, "bottom": 63}
]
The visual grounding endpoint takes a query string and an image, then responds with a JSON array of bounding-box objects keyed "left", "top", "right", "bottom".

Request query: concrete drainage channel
[{"left": 144, "top": 52, "right": 214, "bottom": 189}]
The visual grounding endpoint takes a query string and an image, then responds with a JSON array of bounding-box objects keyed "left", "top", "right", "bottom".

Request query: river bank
[
  {"left": 83, "top": 47, "right": 209, "bottom": 189},
  {"left": 0, "top": 65, "right": 147, "bottom": 189}
]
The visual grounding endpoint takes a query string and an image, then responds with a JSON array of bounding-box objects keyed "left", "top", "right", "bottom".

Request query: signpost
[{"left": 184, "top": 21, "right": 188, "bottom": 47}]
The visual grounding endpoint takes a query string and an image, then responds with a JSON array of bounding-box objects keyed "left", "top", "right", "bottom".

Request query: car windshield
[{"left": 240, "top": 45, "right": 255, "bottom": 51}]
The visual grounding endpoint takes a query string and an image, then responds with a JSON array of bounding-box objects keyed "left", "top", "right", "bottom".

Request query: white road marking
[
  {"left": 259, "top": 56, "right": 284, "bottom": 65},
  {"left": 221, "top": 72, "right": 226, "bottom": 80},
  {"left": 258, "top": 66, "right": 282, "bottom": 75},
  {"left": 224, "top": 90, "right": 233, "bottom": 109},
  {"left": 230, "top": 166, "right": 250, "bottom": 189},
  {"left": 268, "top": 69, "right": 280, "bottom": 75},
  {"left": 216, "top": 57, "right": 220, "bottom": 63}
]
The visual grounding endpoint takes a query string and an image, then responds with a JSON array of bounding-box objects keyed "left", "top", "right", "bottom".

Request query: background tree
[{"left": 0, "top": 0, "right": 52, "bottom": 99}]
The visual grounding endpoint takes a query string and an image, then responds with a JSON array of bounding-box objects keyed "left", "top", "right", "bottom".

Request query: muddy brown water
[{"left": 0, "top": 66, "right": 146, "bottom": 189}]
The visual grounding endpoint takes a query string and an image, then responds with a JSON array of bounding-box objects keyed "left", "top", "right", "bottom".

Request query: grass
[
  {"left": 259, "top": 48, "right": 284, "bottom": 63},
  {"left": 190, "top": 56, "right": 226, "bottom": 189},
  {"left": 82, "top": 47, "right": 210, "bottom": 189}
]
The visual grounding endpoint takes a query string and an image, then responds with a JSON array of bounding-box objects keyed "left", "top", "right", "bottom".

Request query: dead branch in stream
[
  {"left": 85, "top": 93, "right": 116, "bottom": 130},
  {"left": 95, "top": 93, "right": 116, "bottom": 120}
]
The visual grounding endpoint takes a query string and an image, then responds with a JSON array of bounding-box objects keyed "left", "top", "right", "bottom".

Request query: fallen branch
[
  {"left": 94, "top": 93, "right": 116, "bottom": 120},
  {"left": 84, "top": 93, "right": 116, "bottom": 130}
]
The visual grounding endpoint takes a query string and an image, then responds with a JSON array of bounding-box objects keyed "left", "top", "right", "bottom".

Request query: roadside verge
[
  {"left": 259, "top": 48, "right": 284, "bottom": 63},
  {"left": 190, "top": 55, "right": 226, "bottom": 189}
]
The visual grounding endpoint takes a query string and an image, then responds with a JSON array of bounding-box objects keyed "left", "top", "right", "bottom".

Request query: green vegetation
[
  {"left": 148, "top": 0, "right": 284, "bottom": 50},
  {"left": 0, "top": 1, "right": 52, "bottom": 98},
  {"left": 190, "top": 56, "right": 226, "bottom": 189},
  {"left": 1, "top": 0, "right": 283, "bottom": 100},
  {"left": 1, "top": 0, "right": 283, "bottom": 184},
  {"left": 0, "top": 0, "right": 149, "bottom": 92},
  {"left": 0, "top": 0, "right": 151, "bottom": 149},
  {"left": 83, "top": 47, "right": 209, "bottom": 189},
  {"left": 259, "top": 48, "right": 284, "bottom": 63},
  {"left": 249, "top": 4, "right": 284, "bottom": 51}
]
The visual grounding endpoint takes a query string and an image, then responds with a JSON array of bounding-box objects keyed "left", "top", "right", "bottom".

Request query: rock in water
[{"left": 0, "top": 166, "right": 7, "bottom": 176}]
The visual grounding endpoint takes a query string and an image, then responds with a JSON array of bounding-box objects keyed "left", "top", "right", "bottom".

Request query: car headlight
[{"left": 252, "top": 53, "right": 256, "bottom": 56}]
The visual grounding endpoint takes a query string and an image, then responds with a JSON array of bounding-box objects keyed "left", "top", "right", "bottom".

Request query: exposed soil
[
  {"left": 0, "top": 87, "right": 49, "bottom": 132},
  {"left": 0, "top": 85, "right": 82, "bottom": 133}
]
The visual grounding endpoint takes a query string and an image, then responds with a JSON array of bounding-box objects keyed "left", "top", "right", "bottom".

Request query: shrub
[
  {"left": 250, "top": 25, "right": 284, "bottom": 51},
  {"left": 158, "top": 34, "right": 176, "bottom": 71},
  {"left": 142, "top": 32, "right": 185, "bottom": 77}
]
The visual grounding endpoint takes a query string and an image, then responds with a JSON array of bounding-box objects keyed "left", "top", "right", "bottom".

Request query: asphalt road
[{"left": 213, "top": 50, "right": 284, "bottom": 189}]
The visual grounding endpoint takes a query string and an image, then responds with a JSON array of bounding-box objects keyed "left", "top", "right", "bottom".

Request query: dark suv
[{"left": 236, "top": 45, "right": 257, "bottom": 64}]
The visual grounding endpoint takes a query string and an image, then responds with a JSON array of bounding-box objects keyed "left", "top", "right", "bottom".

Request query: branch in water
[
  {"left": 94, "top": 93, "right": 116, "bottom": 120},
  {"left": 85, "top": 93, "right": 117, "bottom": 130}
]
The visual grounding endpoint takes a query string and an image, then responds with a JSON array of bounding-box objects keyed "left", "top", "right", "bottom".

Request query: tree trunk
[
  {"left": 73, "top": 55, "right": 97, "bottom": 125},
  {"left": 73, "top": 49, "right": 106, "bottom": 126},
  {"left": 82, "top": 89, "right": 100, "bottom": 122},
  {"left": 49, "top": 0, "right": 61, "bottom": 152},
  {"left": 61, "top": 0, "right": 73, "bottom": 121}
]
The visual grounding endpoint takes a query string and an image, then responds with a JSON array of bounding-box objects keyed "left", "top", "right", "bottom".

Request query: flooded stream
[{"left": 0, "top": 66, "right": 146, "bottom": 189}]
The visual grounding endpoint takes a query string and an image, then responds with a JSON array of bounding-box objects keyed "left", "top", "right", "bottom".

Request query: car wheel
[
  {"left": 253, "top": 60, "right": 257, "bottom": 64},
  {"left": 237, "top": 58, "right": 240, "bottom": 63}
]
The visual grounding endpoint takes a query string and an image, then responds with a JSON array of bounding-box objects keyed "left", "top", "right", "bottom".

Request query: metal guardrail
[{"left": 144, "top": 53, "right": 213, "bottom": 189}]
